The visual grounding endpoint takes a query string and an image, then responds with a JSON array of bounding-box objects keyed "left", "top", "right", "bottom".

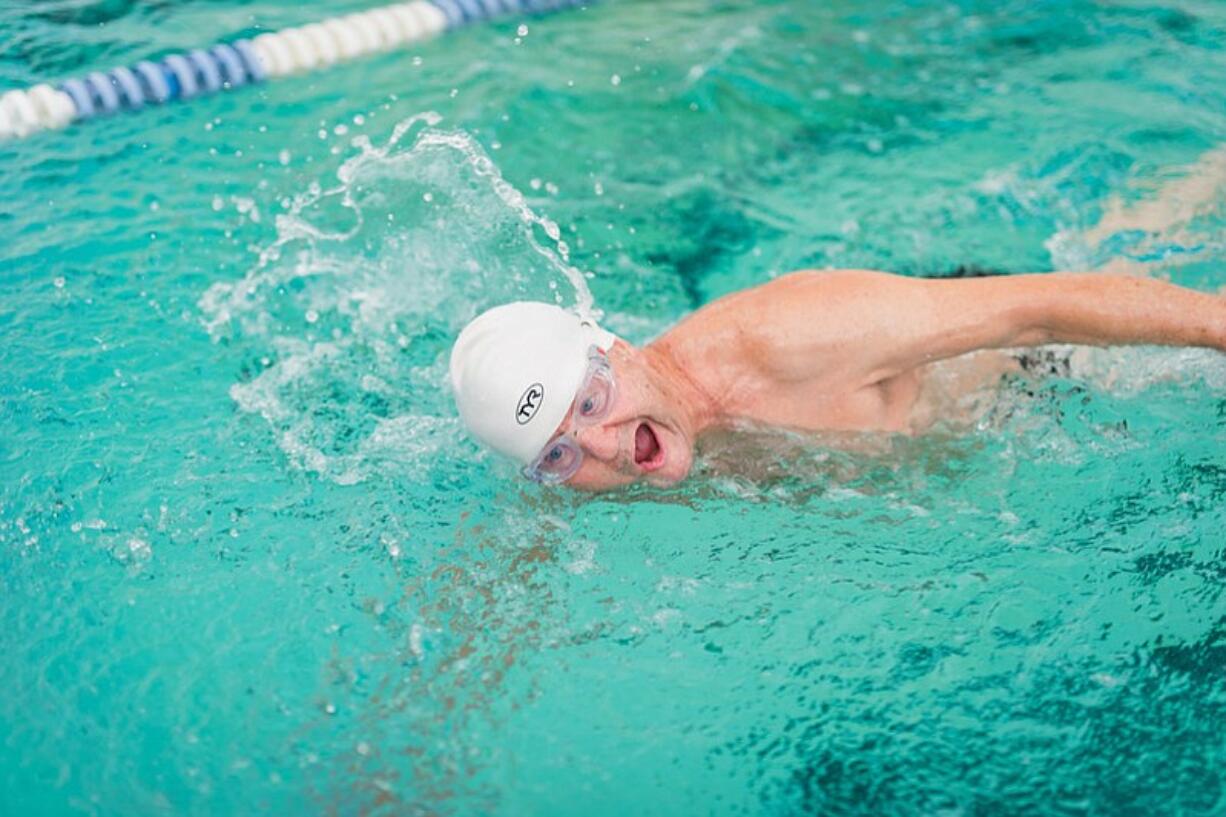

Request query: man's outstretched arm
[{"left": 722, "top": 270, "right": 1226, "bottom": 387}]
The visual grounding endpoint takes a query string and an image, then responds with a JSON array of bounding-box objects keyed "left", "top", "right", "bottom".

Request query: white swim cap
[{"left": 450, "top": 302, "right": 617, "bottom": 465}]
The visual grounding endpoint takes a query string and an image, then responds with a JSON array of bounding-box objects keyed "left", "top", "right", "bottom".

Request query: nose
[{"left": 574, "top": 423, "right": 620, "bottom": 463}]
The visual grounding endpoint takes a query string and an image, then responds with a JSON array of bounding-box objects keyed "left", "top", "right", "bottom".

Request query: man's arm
[{"left": 725, "top": 270, "right": 1226, "bottom": 387}]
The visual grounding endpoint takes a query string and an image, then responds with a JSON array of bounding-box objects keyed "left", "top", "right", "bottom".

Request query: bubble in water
[
  {"left": 111, "top": 536, "right": 152, "bottom": 566},
  {"left": 381, "top": 533, "right": 402, "bottom": 559},
  {"left": 409, "top": 624, "right": 424, "bottom": 657}
]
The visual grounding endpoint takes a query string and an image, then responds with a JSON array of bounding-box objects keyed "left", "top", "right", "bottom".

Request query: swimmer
[{"left": 450, "top": 271, "right": 1225, "bottom": 490}]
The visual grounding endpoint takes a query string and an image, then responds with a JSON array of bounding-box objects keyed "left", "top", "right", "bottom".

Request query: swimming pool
[{"left": 2, "top": 0, "right": 1225, "bottom": 814}]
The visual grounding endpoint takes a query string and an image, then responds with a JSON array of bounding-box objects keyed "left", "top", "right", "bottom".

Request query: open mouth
[{"left": 634, "top": 422, "right": 665, "bottom": 471}]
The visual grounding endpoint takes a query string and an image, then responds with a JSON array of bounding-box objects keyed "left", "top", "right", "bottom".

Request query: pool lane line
[{"left": 0, "top": 0, "right": 594, "bottom": 142}]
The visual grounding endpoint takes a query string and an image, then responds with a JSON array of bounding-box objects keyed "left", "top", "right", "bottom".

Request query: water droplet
[{"left": 126, "top": 537, "right": 152, "bottom": 563}]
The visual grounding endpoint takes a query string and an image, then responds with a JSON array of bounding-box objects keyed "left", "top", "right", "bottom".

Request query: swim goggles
[{"left": 522, "top": 345, "right": 617, "bottom": 484}]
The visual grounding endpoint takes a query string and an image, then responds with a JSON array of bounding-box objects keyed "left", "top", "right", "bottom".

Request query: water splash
[{"left": 198, "top": 114, "right": 599, "bottom": 483}]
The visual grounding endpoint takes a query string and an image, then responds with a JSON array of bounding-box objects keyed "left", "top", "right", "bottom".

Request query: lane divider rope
[{"left": 0, "top": 0, "right": 592, "bottom": 141}]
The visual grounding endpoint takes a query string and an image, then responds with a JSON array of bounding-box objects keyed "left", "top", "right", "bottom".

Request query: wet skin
[
  {"left": 558, "top": 341, "right": 702, "bottom": 491},
  {"left": 552, "top": 269, "right": 1226, "bottom": 491}
]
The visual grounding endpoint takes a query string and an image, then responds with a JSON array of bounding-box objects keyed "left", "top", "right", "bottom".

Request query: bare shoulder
[
  {"left": 654, "top": 269, "right": 894, "bottom": 383},
  {"left": 732, "top": 269, "right": 910, "bottom": 316},
  {"left": 669, "top": 269, "right": 882, "bottom": 330}
]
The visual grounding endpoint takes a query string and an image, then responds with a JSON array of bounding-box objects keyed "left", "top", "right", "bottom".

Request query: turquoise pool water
[{"left": 3, "top": 1, "right": 1225, "bottom": 814}]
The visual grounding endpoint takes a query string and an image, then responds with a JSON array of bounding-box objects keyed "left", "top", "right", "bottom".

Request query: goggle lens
[
  {"left": 523, "top": 347, "right": 616, "bottom": 485},
  {"left": 525, "top": 437, "right": 583, "bottom": 484}
]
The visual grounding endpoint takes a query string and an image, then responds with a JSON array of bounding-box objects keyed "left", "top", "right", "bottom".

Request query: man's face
[{"left": 549, "top": 342, "right": 695, "bottom": 491}]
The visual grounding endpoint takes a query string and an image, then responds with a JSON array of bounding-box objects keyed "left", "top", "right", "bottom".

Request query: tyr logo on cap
[{"left": 516, "top": 383, "right": 544, "bottom": 425}]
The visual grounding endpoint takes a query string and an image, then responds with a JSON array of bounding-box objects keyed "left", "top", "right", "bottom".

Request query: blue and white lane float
[{"left": 0, "top": 0, "right": 592, "bottom": 141}]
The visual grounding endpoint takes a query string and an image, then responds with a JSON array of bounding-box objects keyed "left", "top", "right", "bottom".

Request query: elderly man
[{"left": 449, "top": 269, "right": 1225, "bottom": 490}]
